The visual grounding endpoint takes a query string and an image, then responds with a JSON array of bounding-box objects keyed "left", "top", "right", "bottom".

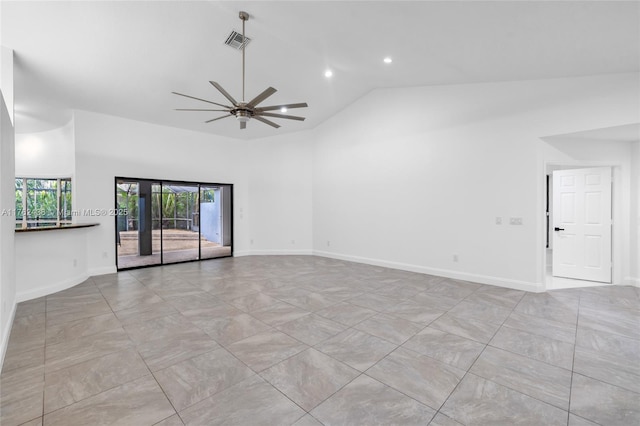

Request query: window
[{"left": 15, "top": 178, "right": 72, "bottom": 228}]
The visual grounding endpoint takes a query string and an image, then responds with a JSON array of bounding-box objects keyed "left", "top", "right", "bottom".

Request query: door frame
[
  {"left": 114, "top": 176, "right": 234, "bottom": 271},
  {"left": 540, "top": 161, "right": 622, "bottom": 290}
]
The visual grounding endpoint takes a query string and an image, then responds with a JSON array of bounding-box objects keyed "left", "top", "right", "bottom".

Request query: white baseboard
[
  {"left": 313, "top": 250, "right": 543, "bottom": 293},
  {"left": 623, "top": 276, "right": 640, "bottom": 287},
  {"left": 88, "top": 265, "right": 118, "bottom": 276},
  {"left": 14, "top": 266, "right": 115, "bottom": 305},
  {"left": 16, "top": 273, "right": 90, "bottom": 303},
  {"left": 0, "top": 300, "right": 17, "bottom": 373},
  {"left": 235, "top": 249, "right": 313, "bottom": 257}
]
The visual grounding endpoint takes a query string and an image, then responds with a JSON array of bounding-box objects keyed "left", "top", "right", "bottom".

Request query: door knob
[{"left": 554, "top": 227, "right": 565, "bottom": 231}]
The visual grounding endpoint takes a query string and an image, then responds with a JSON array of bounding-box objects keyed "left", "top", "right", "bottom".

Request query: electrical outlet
[
  {"left": 453, "top": 254, "right": 459, "bottom": 262},
  {"left": 291, "top": 239, "right": 295, "bottom": 244},
  {"left": 510, "top": 217, "right": 523, "bottom": 225},
  {"left": 250, "top": 239, "right": 254, "bottom": 245},
  {"left": 495, "top": 217, "right": 502, "bottom": 225},
  {"left": 327, "top": 240, "right": 331, "bottom": 247}
]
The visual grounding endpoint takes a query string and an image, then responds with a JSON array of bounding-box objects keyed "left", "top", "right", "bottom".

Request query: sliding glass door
[
  {"left": 116, "top": 179, "right": 163, "bottom": 269},
  {"left": 200, "top": 185, "right": 233, "bottom": 260},
  {"left": 115, "top": 178, "right": 232, "bottom": 270},
  {"left": 160, "top": 183, "right": 200, "bottom": 264}
]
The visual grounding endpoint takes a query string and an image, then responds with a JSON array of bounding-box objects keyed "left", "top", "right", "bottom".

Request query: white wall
[
  {"left": 0, "top": 44, "right": 13, "bottom": 127},
  {"left": 15, "top": 119, "right": 75, "bottom": 177},
  {"left": 73, "top": 110, "right": 315, "bottom": 274},
  {"left": 631, "top": 141, "right": 640, "bottom": 286},
  {"left": 12, "top": 118, "right": 91, "bottom": 302},
  {"left": 244, "top": 131, "right": 314, "bottom": 255},
  {"left": 0, "top": 46, "right": 16, "bottom": 370},
  {"left": 312, "top": 73, "right": 639, "bottom": 291},
  {"left": 15, "top": 228, "right": 90, "bottom": 301},
  {"left": 73, "top": 110, "right": 248, "bottom": 274}
]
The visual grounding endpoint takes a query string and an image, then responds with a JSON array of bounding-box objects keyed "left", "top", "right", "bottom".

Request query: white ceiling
[{"left": 2, "top": 1, "right": 639, "bottom": 139}]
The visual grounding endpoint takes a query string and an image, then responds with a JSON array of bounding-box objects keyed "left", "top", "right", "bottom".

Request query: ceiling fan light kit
[{"left": 172, "top": 11, "right": 308, "bottom": 130}]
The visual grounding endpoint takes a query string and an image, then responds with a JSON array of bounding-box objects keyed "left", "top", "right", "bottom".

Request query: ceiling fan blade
[
  {"left": 172, "top": 92, "right": 232, "bottom": 109},
  {"left": 258, "top": 112, "right": 305, "bottom": 121},
  {"left": 255, "top": 102, "right": 308, "bottom": 112},
  {"left": 240, "top": 121, "right": 247, "bottom": 130},
  {"left": 176, "top": 109, "right": 229, "bottom": 112},
  {"left": 205, "top": 114, "right": 232, "bottom": 123},
  {"left": 209, "top": 81, "right": 238, "bottom": 106},
  {"left": 253, "top": 115, "right": 281, "bottom": 129},
  {"left": 247, "top": 87, "right": 277, "bottom": 108}
]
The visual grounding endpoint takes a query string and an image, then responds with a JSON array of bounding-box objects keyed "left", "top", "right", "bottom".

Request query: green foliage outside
[
  {"left": 15, "top": 178, "right": 72, "bottom": 222},
  {"left": 117, "top": 183, "right": 216, "bottom": 231}
]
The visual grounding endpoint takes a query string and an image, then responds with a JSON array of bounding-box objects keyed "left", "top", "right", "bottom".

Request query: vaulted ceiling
[{"left": 2, "top": 1, "right": 638, "bottom": 138}]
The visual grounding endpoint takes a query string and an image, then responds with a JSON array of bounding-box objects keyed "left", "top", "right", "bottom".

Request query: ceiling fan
[{"left": 172, "top": 11, "right": 308, "bottom": 130}]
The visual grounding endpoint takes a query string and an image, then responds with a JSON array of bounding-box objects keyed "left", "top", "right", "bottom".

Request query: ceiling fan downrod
[{"left": 240, "top": 11, "right": 248, "bottom": 103}]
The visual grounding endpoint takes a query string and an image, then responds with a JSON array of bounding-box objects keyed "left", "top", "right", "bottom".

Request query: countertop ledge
[{"left": 15, "top": 223, "right": 100, "bottom": 233}]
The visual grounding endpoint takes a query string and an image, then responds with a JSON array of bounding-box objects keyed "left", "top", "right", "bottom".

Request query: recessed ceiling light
[
  {"left": 324, "top": 70, "right": 333, "bottom": 78},
  {"left": 280, "top": 107, "right": 288, "bottom": 113},
  {"left": 383, "top": 57, "right": 392, "bottom": 64}
]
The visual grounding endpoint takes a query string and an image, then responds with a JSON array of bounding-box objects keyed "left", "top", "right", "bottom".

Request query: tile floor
[{"left": 1, "top": 255, "right": 639, "bottom": 426}]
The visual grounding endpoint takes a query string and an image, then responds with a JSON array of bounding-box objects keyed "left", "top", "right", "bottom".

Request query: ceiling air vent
[{"left": 224, "top": 30, "right": 251, "bottom": 50}]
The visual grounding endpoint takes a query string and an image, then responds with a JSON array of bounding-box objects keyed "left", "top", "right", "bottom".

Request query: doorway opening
[
  {"left": 115, "top": 177, "right": 233, "bottom": 270},
  {"left": 545, "top": 165, "right": 613, "bottom": 290}
]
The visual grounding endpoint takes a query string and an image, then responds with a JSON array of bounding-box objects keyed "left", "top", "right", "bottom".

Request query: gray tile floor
[{"left": 1, "top": 256, "right": 639, "bottom": 426}]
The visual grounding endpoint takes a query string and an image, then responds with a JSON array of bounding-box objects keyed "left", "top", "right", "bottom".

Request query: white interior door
[{"left": 552, "top": 167, "right": 612, "bottom": 282}]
